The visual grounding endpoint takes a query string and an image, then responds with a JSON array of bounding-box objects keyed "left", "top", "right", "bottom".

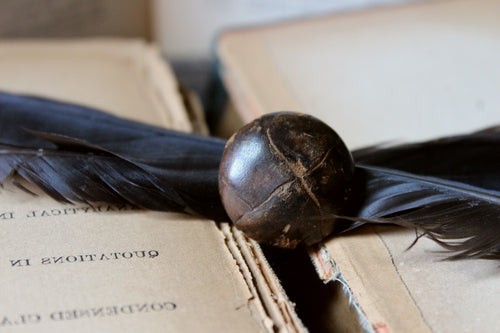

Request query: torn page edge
[
  {"left": 218, "top": 222, "right": 275, "bottom": 332},
  {"left": 220, "top": 223, "right": 306, "bottom": 333},
  {"left": 309, "top": 244, "right": 375, "bottom": 333}
]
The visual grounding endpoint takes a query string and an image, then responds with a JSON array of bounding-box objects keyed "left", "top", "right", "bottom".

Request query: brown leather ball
[{"left": 218, "top": 112, "right": 354, "bottom": 248}]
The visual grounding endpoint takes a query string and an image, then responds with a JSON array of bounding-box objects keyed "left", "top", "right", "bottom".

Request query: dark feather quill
[
  {"left": 343, "top": 132, "right": 500, "bottom": 259},
  {"left": 352, "top": 130, "right": 500, "bottom": 192},
  {"left": 1, "top": 91, "right": 499, "bottom": 259},
  {"left": 0, "top": 91, "right": 228, "bottom": 221}
]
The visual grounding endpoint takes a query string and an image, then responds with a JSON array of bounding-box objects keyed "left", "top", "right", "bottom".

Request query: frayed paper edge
[{"left": 310, "top": 244, "right": 375, "bottom": 333}]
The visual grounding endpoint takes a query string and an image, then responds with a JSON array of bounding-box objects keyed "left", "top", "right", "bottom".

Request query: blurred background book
[{"left": 0, "top": 0, "right": 420, "bottom": 130}]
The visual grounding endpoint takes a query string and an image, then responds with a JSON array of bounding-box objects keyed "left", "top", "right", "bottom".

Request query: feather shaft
[{"left": 343, "top": 165, "right": 500, "bottom": 259}]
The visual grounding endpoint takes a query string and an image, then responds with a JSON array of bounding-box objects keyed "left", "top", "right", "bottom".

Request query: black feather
[
  {"left": 343, "top": 131, "right": 500, "bottom": 259},
  {"left": 352, "top": 130, "right": 500, "bottom": 192},
  {"left": 1, "top": 91, "right": 500, "bottom": 259},
  {"left": 0, "top": 91, "right": 228, "bottom": 221}
]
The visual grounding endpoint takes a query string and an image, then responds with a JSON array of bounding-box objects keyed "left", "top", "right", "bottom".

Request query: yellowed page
[
  {"left": 0, "top": 40, "right": 282, "bottom": 332},
  {"left": 218, "top": 0, "right": 500, "bottom": 148},
  {"left": 217, "top": 0, "right": 500, "bottom": 332}
]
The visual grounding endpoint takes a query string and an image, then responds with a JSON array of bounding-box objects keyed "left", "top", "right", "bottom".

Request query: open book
[
  {"left": 0, "top": 40, "right": 304, "bottom": 332},
  {"left": 216, "top": 0, "right": 500, "bottom": 332}
]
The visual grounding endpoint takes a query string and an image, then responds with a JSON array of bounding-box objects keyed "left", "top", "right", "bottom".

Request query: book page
[
  {"left": 219, "top": 0, "right": 500, "bottom": 149},
  {"left": 0, "top": 40, "right": 274, "bottom": 332},
  {"left": 217, "top": 0, "right": 500, "bottom": 331}
]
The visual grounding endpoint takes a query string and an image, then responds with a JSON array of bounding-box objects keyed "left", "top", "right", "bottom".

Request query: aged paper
[
  {"left": 218, "top": 0, "right": 500, "bottom": 148},
  {"left": 0, "top": 40, "right": 287, "bottom": 332}
]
